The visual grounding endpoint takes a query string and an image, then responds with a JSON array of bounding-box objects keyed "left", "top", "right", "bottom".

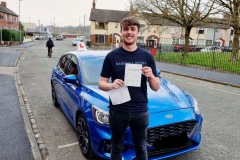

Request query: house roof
[
  {"left": 147, "top": 17, "right": 181, "bottom": 26},
  {"left": 147, "top": 16, "right": 230, "bottom": 29},
  {"left": 0, "top": 4, "right": 18, "bottom": 16},
  {"left": 89, "top": 8, "right": 230, "bottom": 29},
  {"left": 90, "top": 9, "right": 130, "bottom": 22},
  {"left": 199, "top": 18, "right": 230, "bottom": 29}
]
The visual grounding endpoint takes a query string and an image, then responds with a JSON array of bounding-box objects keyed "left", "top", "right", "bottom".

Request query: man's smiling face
[{"left": 121, "top": 25, "right": 139, "bottom": 46}]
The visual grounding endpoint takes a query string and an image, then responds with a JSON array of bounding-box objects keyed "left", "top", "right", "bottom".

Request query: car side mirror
[{"left": 63, "top": 74, "right": 77, "bottom": 84}]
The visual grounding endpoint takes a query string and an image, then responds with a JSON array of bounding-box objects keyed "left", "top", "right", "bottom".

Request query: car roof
[{"left": 65, "top": 50, "right": 111, "bottom": 59}]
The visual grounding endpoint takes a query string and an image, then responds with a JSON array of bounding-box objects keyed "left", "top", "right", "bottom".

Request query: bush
[
  {"left": 1, "top": 29, "right": 23, "bottom": 42},
  {"left": 2, "top": 29, "right": 12, "bottom": 41},
  {"left": 11, "top": 30, "right": 19, "bottom": 41}
]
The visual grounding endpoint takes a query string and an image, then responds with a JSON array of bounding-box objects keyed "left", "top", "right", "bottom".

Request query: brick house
[
  {"left": 89, "top": 0, "right": 130, "bottom": 47},
  {"left": 0, "top": 1, "right": 19, "bottom": 30},
  {"left": 89, "top": 0, "right": 232, "bottom": 48}
]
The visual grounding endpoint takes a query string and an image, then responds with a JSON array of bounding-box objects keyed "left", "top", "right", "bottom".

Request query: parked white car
[
  {"left": 56, "top": 35, "right": 64, "bottom": 40},
  {"left": 200, "top": 46, "right": 222, "bottom": 52},
  {"left": 72, "top": 38, "right": 83, "bottom": 46}
]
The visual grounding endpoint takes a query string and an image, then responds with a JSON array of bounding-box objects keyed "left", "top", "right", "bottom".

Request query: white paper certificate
[
  {"left": 124, "top": 63, "right": 142, "bottom": 87},
  {"left": 109, "top": 86, "right": 131, "bottom": 105}
]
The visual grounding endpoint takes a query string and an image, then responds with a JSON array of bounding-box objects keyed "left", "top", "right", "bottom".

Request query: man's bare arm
[
  {"left": 141, "top": 66, "right": 160, "bottom": 91},
  {"left": 98, "top": 77, "right": 124, "bottom": 91}
]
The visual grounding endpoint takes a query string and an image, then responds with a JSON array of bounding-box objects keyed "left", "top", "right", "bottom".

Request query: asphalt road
[
  {"left": 162, "top": 73, "right": 240, "bottom": 160},
  {"left": 7, "top": 38, "right": 240, "bottom": 160}
]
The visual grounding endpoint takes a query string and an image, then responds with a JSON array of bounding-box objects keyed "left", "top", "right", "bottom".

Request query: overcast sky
[{"left": 6, "top": 0, "right": 130, "bottom": 27}]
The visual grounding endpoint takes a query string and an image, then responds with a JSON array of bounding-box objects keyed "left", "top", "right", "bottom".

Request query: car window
[
  {"left": 80, "top": 56, "right": 105, "bottom": 85},
  {"left": 70, "top": 55, "right": 78, "bottom": 76},
  {"left": 58, "top": 54, "right": 72, "bottom": 71}
]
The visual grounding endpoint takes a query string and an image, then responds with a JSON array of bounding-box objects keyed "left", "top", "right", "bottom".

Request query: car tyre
[
  {"left": 51, "top": 84, "right": 59, "bottom": 107},
  {"left": 77, "top": 114, "right": 95, "bottom": 159}
]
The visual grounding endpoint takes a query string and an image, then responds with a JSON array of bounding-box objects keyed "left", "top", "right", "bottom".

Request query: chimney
[
  {"left": 1, "top": 1, "right": 7, "bottom": 8},
  {"left": 129, "top": 5, "right": 134, "bottom": 14},
  {"left": 92, "top": 0, "right": 96, "bottom": 10}
]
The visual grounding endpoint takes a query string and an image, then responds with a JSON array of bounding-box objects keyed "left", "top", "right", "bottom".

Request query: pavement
[
  {"left": 0, "top": 43, "right": 42, "bottom": 160},
  {"left": 0, "top": 42, "right": 239, "bottom": 160},
  {"left": 155, "top": 61, "right": 240, "bottom": 88},
  {"left": 0, "top": 74, "right": 35, "bottom": 160}
]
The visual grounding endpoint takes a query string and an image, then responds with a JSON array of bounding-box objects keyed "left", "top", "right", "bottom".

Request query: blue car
[{"left": 51, "top": 50, "right": 203, "bottom": 160}]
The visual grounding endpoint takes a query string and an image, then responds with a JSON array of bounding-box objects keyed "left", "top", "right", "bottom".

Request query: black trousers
[{"left": 48, "top": 47, "right": 52, "bottom": 53}]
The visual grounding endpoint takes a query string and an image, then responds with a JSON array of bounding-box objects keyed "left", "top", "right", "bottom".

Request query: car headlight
[
  {"left": 193, "top": 97, "right": 200, "bottom": 114},
  {"left": 92, "top": 105, "right": 109, "bottom": 125}
]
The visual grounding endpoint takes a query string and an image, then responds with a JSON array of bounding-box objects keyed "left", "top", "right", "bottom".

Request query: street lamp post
[
  {"left": 19, "top": 0, "right": 22, "bottom": 43},
  {"left": 84, "top": 14, "right": 87, "bottom": 40}
]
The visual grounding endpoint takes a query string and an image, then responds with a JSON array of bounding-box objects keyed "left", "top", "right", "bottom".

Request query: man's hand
[
  {"left": 141, "top": 66, "right": 154, "bottom": 79},
  {"left": 141, "top": 66, "right": 160, "bottom": 91},
  {"left": 98, "top": 77, "right": 124, "bottom": 91},
  {"left": 112, "top": 79, "right": 124, "bottom": 89}
]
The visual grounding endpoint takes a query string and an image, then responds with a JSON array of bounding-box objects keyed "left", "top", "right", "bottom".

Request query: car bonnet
[{"left": 84, "top": 78, "right": 193, "bottom": 114}]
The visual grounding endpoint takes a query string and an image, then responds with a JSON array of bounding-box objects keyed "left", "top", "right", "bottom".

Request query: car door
[
  {"left": 53, "top": 54, "right": 72, "bottom": 106},
  {"left": 60, "top": 55, "right": 81, "bottom": 124}
]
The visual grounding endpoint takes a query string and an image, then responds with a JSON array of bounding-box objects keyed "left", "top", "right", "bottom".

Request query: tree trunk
[
  {"left": 183, "top": 26, "right": 192, "bottom": 56},
  {"left": 231, "top": 27, "right": 240, "bottom": 61}
]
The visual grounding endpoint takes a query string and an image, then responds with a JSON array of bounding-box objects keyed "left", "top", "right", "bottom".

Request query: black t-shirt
[{"left": 100, "top": 47, "right": 158, "bottom": 113}]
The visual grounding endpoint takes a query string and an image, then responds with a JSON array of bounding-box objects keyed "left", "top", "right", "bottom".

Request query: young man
[{"left": 98, "top": 16, "right": 160, "bottom": 160}]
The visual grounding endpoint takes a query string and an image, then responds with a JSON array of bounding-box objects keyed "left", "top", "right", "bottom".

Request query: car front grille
[
  {"left": 147, "top": 120, "right": 197, "bottom": 145},
  {"left": 102, "top": 121, "right": 198, "bottom": 157},
  {"left": 147, "top": 120, "right": 198, "bottom": 157}
]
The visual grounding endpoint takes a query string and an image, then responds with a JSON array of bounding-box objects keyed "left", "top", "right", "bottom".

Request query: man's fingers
[{"left": 113, "top": 79, "right": 124, "bottom": 89}]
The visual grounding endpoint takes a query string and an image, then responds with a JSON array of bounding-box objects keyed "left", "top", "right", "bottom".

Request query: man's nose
[{"left": 126, "top": 29, "right": 131, "bottom": 33}]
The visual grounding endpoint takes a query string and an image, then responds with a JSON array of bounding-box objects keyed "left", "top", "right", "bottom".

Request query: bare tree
[
  {"left": 215, "top": 0, "right": 240, "bottom": 61},
  {"left": 132, "top": 0, "right": 217, "bottom": 55}
]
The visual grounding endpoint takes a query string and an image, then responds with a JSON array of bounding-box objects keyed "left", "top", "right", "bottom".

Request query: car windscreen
[{"left": 80, "top": 56, "right": 105, "bottom": 85}]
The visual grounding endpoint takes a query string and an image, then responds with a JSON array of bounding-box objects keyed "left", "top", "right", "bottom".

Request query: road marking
[
  {"left": 187, "top": 82, "right": 240, "bottom": 96},
  {"left": 58, "top": 142, "right": 79, "bottom": 149}
]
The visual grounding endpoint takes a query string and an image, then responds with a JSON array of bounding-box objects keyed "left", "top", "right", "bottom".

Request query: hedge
[{"left": 1, "top": 29, "right": 23, "bottom": 42}]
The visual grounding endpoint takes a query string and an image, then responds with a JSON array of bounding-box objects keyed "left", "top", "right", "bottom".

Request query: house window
[
  {"left": 140, "top": 24, "right": 145, "bottom": 33},
  {"left": 160, "top": 38, "right": 171, "bottom": 44},
  {"left": 137, "top": 36, "right": 144, "bottom": 43},
  {"left": 205, "top": 40, "right": 213, "bottom": 46},
  {"left": 9, "top": 15, "right": 12, "bottom": 22},
  {"left": 231, "top": 30, "right": 234, "bottom": 36},
  {"left": 0, "top": 14, "right": 3, "bottom": 20},
  {"left": 198, "top": 29, "right": 204, "bottom": 34},
  {"left": 95, "top": 34, "right": 105, "bottom": 43},
  {"left": 179, "top": 39, "right": 184, "bottom": 44},
  {"left": 195, "top": 39, "right": 205, "bottom": 46},
  {"left": 172, "top": 39, "right": 179, "bottom": 44},
  {"left": 95, "top": 22, "right": 108, "bottom": 30}
]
